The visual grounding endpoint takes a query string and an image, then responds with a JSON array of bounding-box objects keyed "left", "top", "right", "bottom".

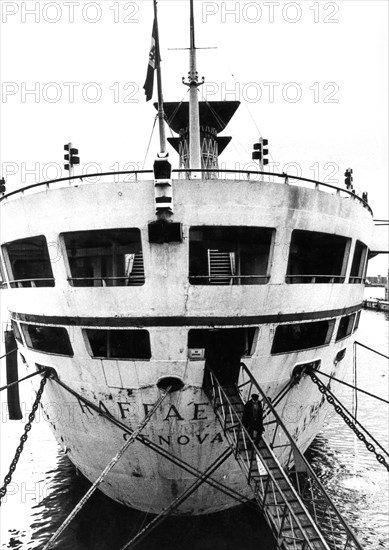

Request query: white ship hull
[{"left": 0, "top": 175, "right": 372, "bottom": 514}]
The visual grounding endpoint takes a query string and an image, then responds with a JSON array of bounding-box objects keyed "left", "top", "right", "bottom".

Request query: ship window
[
  {"left": 188, "top": 327, "right": 257, "bottom": 358},
  {"left": 353, "top": 310, "right": 362, "bottom": 332},
  {"left": 286, "top": 230, "right": 349, "bottom": 284},
  {"left": 20, "top": 324, "right": 73, "bottom": 356},
  {"left": 62, "top": 229, "right": 144, "bottom": 287},
  {"left": 3, "top": 236, "right": 54, "bottom": 288},
  {"left": 349, "top": 241, "right": 368, "bottom": 283},
  {"left": 11, "top": 320, "right": 23, "bottom": 344},
  {"left": 189, "top": 226, "right": 273, "bottom": 285},
  {"left": 271, "top": 320, "right": 335, "bottom": 354},
  {"left": 85, "top": 329, "right": 151, "bottom": 359},
  {"left": 336, "top": 314, "right": 356, "bottom": 341}
]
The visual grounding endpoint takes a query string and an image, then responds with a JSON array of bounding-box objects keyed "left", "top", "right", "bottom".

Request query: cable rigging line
[
  {"left": 0, "top": 372, "right": 49, "bottom": 503},
  {"left": 119, "top": 449, "right": 233, "bottom": 550},
  {"left": 0, "top": 348, "right": 17, "bottom": 361},
  {"left": 317, "top": 370, "right": 389, "bottom": 405},
  {"left": 43, "top": 384, "right": 172, "bottom": 550},
  {"left": 213, "top": 46, "right": 282, "bottom": 172},
  {"left": 0, "top": 369, "right": 45, "bottom": 392},
  {"left": 354, "top": 341, "right": 389, "bottom": 360},
  {"left": 310, "top": 372, "right": 389, "bottom": 461},
  {"left": 142, "top": 115, "right": 158, "bottom": 170},
  {"left": 353, "top": 341, "right": 358, "bottom": 419},
  {"left": 165, "top": 89, "right": 189, "bottom": 129},
  {"left": 52, "top": 376, "right": 255, "bottom": 509}
]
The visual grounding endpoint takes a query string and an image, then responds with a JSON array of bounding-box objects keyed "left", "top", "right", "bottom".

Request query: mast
[
  {"left": 153, "top": 0, "right": 167, "bottom": 155},
  {"left": 188, "top": 0, "right": 202, "bottom": 173}
]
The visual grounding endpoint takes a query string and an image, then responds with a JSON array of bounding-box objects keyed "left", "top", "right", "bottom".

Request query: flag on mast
[{"left": 143, "top": 19, "right": 159, "bottom": 101}]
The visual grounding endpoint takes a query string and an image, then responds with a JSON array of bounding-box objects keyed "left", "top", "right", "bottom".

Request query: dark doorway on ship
[{"left": 189, "top": 328, "right": 256, "bottom": 389}]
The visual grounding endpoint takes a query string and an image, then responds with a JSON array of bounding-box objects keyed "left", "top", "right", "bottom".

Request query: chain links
[
  {"left": 310, "top": 373, "right": 389, "bottom": 472},
  {"left": 0, "top": 373, "right": 48, "bottom": 503}
]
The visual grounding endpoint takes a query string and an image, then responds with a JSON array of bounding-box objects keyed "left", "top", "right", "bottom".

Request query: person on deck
[{"left": 242, "top": 393, "right": 264, "bottom": 444}]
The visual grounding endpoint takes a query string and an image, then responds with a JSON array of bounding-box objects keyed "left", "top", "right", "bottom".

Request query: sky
[{"left": 0, "top": 0, "right": 388, "bottom": 275}]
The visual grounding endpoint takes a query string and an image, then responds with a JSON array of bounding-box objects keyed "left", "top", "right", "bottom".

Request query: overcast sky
[{"left": 0, "top": 0, "right": 388, "bottom": 274}]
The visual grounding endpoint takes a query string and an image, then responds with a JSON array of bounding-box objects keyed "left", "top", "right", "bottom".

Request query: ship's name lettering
[
  {"left": 77, "top": 399, "right": 209, "bottom": 422},
  {"left": 144, "top": 403, "right": 209, "bottom": 421},
  {"left": 123, "top": 432, "right": 224, "bottom": 446}
]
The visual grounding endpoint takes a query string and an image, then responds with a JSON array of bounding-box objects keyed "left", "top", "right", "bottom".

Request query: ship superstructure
[{"left": 0, "top": 0, "right": 376, "bottom": 526}]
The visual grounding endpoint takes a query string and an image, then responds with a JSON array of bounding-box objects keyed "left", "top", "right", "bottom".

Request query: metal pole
[
  {"left": 188, "top": 0, "right": 201, "bottom": 174},
  {"left": 153, "top": 0, "right": 167, "bottom": 155}
]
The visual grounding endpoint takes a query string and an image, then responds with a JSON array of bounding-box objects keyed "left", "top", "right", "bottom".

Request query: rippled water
[
  {"left": 308, "top": 307, "right": 389, "bottom": 549},
  {"left": 1, "top": 302, "right": 388, "bottom": 549}
]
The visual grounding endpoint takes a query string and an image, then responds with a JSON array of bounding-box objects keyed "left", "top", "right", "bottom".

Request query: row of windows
[
  {"left": 271, "top": 312, "right": 359, "bottom": 354},
  {"left": 1, "top": 227, "right": 368, "bottom": 288},
  {"left": 12, "top": 313, "right": 360, "bottom": 359}
]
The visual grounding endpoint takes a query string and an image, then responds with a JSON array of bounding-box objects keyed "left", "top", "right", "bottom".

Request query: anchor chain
[
  {"left": 309, "top": 372, "right": 389, "bottom": 471},
  {"left": 0, "top": 373, "right": 48, "bottom": 503}
]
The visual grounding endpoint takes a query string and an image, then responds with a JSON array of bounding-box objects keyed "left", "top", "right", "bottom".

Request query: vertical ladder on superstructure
[
  {"left": 204, "top": 364, "right": 363, "bottom": 550},
  {"left": 127, "top": 251, "right": 145, "bottom": 286},
  {"left": 207, "top": 250, "right": 234, "bottom": 284}
]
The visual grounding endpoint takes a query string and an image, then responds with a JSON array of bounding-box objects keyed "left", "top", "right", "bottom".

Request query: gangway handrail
[
  {"left": 238, "top": 362, "right": 363, "bottom": 549},
  {"left": 206, "top": 371, "right": 329, "bottom": 549},
  {"left": 0, "top": 168, "right": 373, "bottom": 215}
]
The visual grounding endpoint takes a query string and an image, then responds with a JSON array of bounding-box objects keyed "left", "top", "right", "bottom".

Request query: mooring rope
[
  {"left": 353, "top": 341, "right": 359, "bottom": 420},
  {"left": 270, "top": 378, "right": 295, "bottom": 408},
  {"left": 0, "top": 369, "right": 46, "bottom": 392},
  {"left": 119, "top": 448, "right": 233, "bottom": 550},
  {"left": 0, "top": 372, "right": 48, "bottom": 503},
  {"left": 309, "top": 372, "right": 389, "bottom": 470},
  {"left": 0, "top": 348, "right": 17, "bottom": 361},
  {"left": 354, "top": 341, "right": 389, "bottom": 360},
  {"left": 317, "top": 370, "right": 389, "bottom": 405},
  {"left": 52, "top": 376, "right": 254, "bottom": 508},
  {"left": 42, "top": 385, "right": 172, "bottom": 550}
]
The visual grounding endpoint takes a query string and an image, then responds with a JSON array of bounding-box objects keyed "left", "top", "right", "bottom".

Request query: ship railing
[
  {"left": 189, "top": 274, "right": 270, "bottom": 285},
  {"left": 7, "top": 278, "right": 55, "bottom": 288},
  {"left": 236, "top": 362, "right": 363, "bottom": 550},
  {"left": 0, "top": 169, "right": 373, "bottom": 215},
  {"left": 67, "top": 276, "right": 145, "bottom": 287},
  {"left": 349, "top": 276, "right": 366, "bottom": 284},
  {"left": 285, "top": 275, "right": 346, "bottom": 284}
]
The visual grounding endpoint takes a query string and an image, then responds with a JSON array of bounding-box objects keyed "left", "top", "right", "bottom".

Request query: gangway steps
[
  {"left": 210, "top": 386, "right": 324, "bottom": 549},
  {"left": 219, "top": 400, "right": 313, "bottom": 525},
  {"left": 244, "top": 439, "right": 324, "bottom": 547},
  {"left": 206, "top": 371, "right": 363, "bottom": 550}
]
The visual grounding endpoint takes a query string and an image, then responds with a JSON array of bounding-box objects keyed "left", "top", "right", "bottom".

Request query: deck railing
[
  {"left": 0, "top": 169, "right": 373, "bottom": 215},
  {"left": 8, "top": 278, "right": 55, "bottom": 288},
  {"left": 189, "top": 274, "right": 270, "bottom": 285},
  {"left": 285, "top": 275, "right": 346, "bottom": 284},
  {"left": 349, "top": 277, "right": 366, "bottom": 284},
  {"left": 67, "top": 276, "right": 145, "bottom": 287}
]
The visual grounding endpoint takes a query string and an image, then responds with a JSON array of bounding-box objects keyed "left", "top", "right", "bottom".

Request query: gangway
[{"left": 204, "top": 363, "right": 363, "bottom": 550}]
